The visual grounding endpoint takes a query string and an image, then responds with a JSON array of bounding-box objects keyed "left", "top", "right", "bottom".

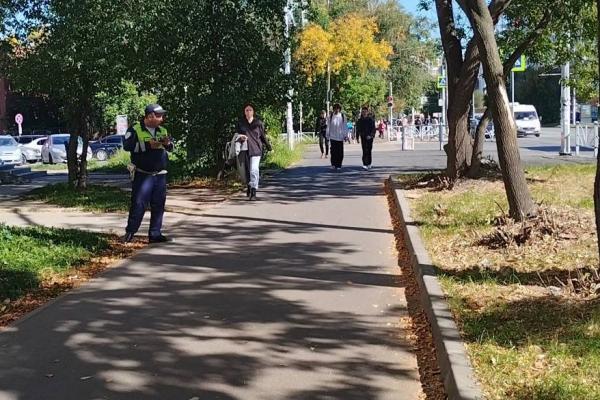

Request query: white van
[{"left": 512, "top": 104, "right": 541, "bottom": 137}]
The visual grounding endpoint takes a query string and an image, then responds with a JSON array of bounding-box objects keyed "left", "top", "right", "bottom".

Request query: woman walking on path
[
  {"left": 315, "top": 110, "right": 329, "bottom": 159},
  {"left": 236, "top": 103, "right": 272, "bottom": 200},
  {"left": 326, "top": 103, "right": 346, "bottom": 171},
  {"left": 356, "top": 106, "right": 376, "bottom": 170}
]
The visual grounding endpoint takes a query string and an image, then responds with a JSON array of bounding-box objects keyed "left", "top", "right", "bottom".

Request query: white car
[
  {"left": 513, "top": 104, "right": 541, "bottom": 137},
  {"left": 41, "top": 134, "right": 92, "bottom": 164},
  {"left": 0, "top": 135, "right": 23, "bottom": 165},
  {"left": 16, "top": 135, "right": 47, "bottom": 163}
]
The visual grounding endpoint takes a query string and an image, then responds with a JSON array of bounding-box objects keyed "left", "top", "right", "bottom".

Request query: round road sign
[{"left": 15, "top": 114, "right": 23, "bottom": 125}]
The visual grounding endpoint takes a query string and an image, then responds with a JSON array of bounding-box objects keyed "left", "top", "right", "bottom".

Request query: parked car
[
  {"left": 0, "top": 135, "right": 24, "bottom": 165},
  {"left": 90, "top": 143, "right": 120, "bottom": 161},
  {"left": 89, "top": 134, "right": 125, "bottom": 161},
  {"left": 15, "top": 135, "right": 46, "bottom": 163},
  {"left": 41, "top": 134, "right": 92, "bottom": 164}
]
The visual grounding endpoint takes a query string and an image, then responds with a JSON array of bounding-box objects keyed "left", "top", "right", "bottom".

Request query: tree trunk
[
  {"left": 467, "top": 0, "right": 536, "bottom": 221},
  {"left": 466, "top": 9, "right": 551, "bottom": 178},
  {"left": 594, "top": 0, "right": 600, "bottom": 262},
  {"left": 77, "top": 116, "right": 91, "bottom": 190},
  {"left": 436, "top": 0, "right": 510, "bottom": 180},
  {"left": 67, "top": 133, "right": 78, "bottom": 187},
  {"left": 446, "top": 108, "right": 473, "bottom": 178},
  {"left": 468, "top": 107, "right": 491, "bottom": 177}
]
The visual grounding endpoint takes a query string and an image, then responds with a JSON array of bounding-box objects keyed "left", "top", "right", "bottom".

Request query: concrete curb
[{"left": 389, "top": 178, "right": 484, "bottom": 400}]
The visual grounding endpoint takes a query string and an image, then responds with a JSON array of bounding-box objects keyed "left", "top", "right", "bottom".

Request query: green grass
[
  {"left": 399, "top": 164, "right": 600, "bottom": 400},
  {"left": 88, "top": 149, "right": 130, "bottom": 173},
  {"left": 263, "top": 139, "right": 304, "bottom": 170},
  {"left": 0, "top": 224, "right": 110, "bottom": 299},
  {"left": 28, "top": 183, "right": 130, "bottom": 212}
]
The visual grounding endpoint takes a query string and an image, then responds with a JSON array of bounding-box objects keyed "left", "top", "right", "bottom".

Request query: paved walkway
[{"left": 0, "top": 142, "right": 422, "bottom": 400}]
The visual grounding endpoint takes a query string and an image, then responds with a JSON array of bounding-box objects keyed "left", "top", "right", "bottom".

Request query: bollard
[
  {"left": 594, "top": 121, "right": 598, "bottom": 157},
  {"left": 401, "top": 126, "right": 406, "bottom": 150},
  {"left": 575, "top": 122, "right": 580, "bottom": 156}
]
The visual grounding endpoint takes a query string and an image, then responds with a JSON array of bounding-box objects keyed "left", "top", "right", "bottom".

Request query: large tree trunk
[
  {"left": 467, "top": 0, "right": 536, "bottom": 221},
  {"left": 67, "top": 133, "right": 78, "bottom": 187},
  {"left": 466, "top": 9, "right": 551, "bottom": 178},
  {"left": 436, "top": 0, "right": 510, "bottom": 180},
  {"left": 594, "top": 0, "right": 600, "bottom": 262}
]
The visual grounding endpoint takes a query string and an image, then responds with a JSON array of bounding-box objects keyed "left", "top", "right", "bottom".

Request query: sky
[
  {"left": 400, "top": 0, "right": 421, "bottom": 14},
  {"left": 398, "top": 0, "right": 438, "bottom": 21}
]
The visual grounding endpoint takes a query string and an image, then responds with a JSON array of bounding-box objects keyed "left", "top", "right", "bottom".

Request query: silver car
[
  {"left": 41, "top": 134, "right": 92, "bottom": 164},
  {"left": 16, "top": 135, "right": 46, "bottom": 163},
  {"left": 0, "top": 135, "right": 24, "bottom": 165}
]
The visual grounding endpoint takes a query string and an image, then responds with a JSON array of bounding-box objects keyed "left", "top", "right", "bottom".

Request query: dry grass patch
[{"left": 395, "top": 163, "right": 600, "bottom": 400}]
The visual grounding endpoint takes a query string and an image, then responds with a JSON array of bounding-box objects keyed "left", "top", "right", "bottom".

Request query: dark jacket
[
  {"left": 236, "top": 117, "right": 271, "bottom": 157},
  {"left": 123, "top": 121, "right": 173, "bottom": 172},
  {"left": 315, "top": 116, "right": 327, "bottom": 137},
  {"left": 356, "top": 116, "right": 376, "bottom": 142}
]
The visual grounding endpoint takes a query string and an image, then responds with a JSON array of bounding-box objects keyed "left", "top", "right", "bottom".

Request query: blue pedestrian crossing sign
[
  {"left": 437, "top": 76, "right": 447, "bottom": 89},
  {"left": 512, "top": 55, "right": 527, "bottom": 72}
]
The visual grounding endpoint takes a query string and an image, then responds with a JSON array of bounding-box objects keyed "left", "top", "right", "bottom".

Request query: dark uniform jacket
[
  {"left": 236, "top": 117, "right": 272, "bottom": 157},
  {"left": 356, "top": 116, "right": 376, "bottom": 142},
  {"left": 123, "top": 121, "right": 173, "bottom": 172},
  {"left": 315, "top": 116, "right": 327, "bottom": 137}
]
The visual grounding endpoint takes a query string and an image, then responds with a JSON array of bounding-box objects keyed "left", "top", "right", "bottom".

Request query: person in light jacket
[
  {"left": 235, "top": 103, "right": 272, "bottom": 200},
  {"left": 326, "top": 103, "right": 346, "bottom": 170}
]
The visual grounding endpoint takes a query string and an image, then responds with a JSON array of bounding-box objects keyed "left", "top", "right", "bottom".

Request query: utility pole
[
  {"left": 560, "top": 62, "right": 572, "bottom": 155},
  {"left": 326, "top": 0, "right": 331, "bottom": 115},
  {"left": 284, "top": 0, "right": 295, "bottom": 149}
]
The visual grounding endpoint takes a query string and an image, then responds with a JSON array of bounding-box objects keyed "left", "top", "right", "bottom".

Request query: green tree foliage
[
  {"left": 95, "top": 81, "right": 157, "bottom": 134},
  {"left": 516, "top": 68, "right": 561, "bottom": 125},
  {"left": 297, "top": 0, "right": 436, "bottom": 122},
  {"left": 132, "top": 0, "right": 288, "bottom": 171},
  {"left": 3, "top": 0, "right": 289, "bottom": 175},
  {"left": 4, "top": 0, "right": 140, "bottom": 187},
  {"left": 499, "top": 0, "right": 598, "bottom": 102}
]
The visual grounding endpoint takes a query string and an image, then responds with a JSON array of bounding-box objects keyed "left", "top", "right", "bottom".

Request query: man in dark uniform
[
  {"left": 122, "top": 104, "right": 173, "bottom": 243},
  {"left": 356, "top": 105, "right": 376, "bottom": 170}
]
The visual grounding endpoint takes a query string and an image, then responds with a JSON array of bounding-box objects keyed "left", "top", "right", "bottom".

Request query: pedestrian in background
[
  {"left": 122, "top": 104, "right": 173, "bottom": 243},
  {"left": 326, "top": 103, "right": 346, "bottom": 171},
  {"left": 315, "top": 110, "right": 329, "bottom": 159},
  {"left": 356, "top": 106, "right": 376, "bottom": 170},
  {"left": 236, "top": 103, "right": 272, "bottom": 201}
]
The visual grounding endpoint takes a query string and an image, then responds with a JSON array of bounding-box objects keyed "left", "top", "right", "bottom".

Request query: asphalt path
[{"left": 0, "top": 144, "right": 422, "bottom": 400}]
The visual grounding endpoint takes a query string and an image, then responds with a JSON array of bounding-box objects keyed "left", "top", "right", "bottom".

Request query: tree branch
[
  {"left": 502, "top": 9, "right": 552, "bottom": 77},
  {"left": 435, "top": 0, "right": 464, "bottom": 80}
]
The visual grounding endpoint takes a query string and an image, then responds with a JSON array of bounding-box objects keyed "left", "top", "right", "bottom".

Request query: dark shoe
[
  {"left": 246, "top": 185, "right": 251, "bottom": 197},
  {"left": 249, "top": 188, "right": 257, "bottom": 201},
  {"left": 121, "top": 232, "right": 135, "bottom": 243},
  {"left": 149, "top": 235, "right": 171, "bottom": 243}
]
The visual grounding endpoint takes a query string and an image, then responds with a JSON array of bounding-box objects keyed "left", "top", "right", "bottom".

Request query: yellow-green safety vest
[{"left": 133, "top": 122, "right": 169, "bottom": 152}]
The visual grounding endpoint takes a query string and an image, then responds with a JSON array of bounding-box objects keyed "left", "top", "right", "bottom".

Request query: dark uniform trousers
[
  {"left": 126, "top": 172, "right": 167, "bottom": 238},
  {"left": 361, "top": 138, "right": 373, "bottom": 166}
]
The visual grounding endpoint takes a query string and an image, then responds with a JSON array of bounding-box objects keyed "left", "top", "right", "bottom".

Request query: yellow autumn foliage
[
  {"left": 294, "top": 24, "right": 334, "bottom": 83},
  {"left": 294, "top": 14, "right": 392, "bottom": 85}
]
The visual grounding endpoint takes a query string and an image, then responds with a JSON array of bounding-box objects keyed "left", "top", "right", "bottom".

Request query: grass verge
[
  {"left": 0, "top": 224, "right": 144, "bottom": 326},
  {"left": 396, "top": 163, "right": 600, "bottom": 400},
  {"left": 263, "top": 139, "right": 305, "bottom": 170},
  {"left": 27, "top": 183, "right": 130, "bottom": 212}
]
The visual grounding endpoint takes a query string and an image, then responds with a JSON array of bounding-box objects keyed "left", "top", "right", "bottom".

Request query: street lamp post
[
  {"left": 284, "top": 0, "right": 295, "bottom": 149},
  {"left": 560, "top": 62, "right": 572, "bottom": 155}
]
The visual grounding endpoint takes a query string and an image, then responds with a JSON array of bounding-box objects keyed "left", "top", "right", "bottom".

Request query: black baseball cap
[{"left": 145, "top": 104, "right": 167, "bottom": 116}]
